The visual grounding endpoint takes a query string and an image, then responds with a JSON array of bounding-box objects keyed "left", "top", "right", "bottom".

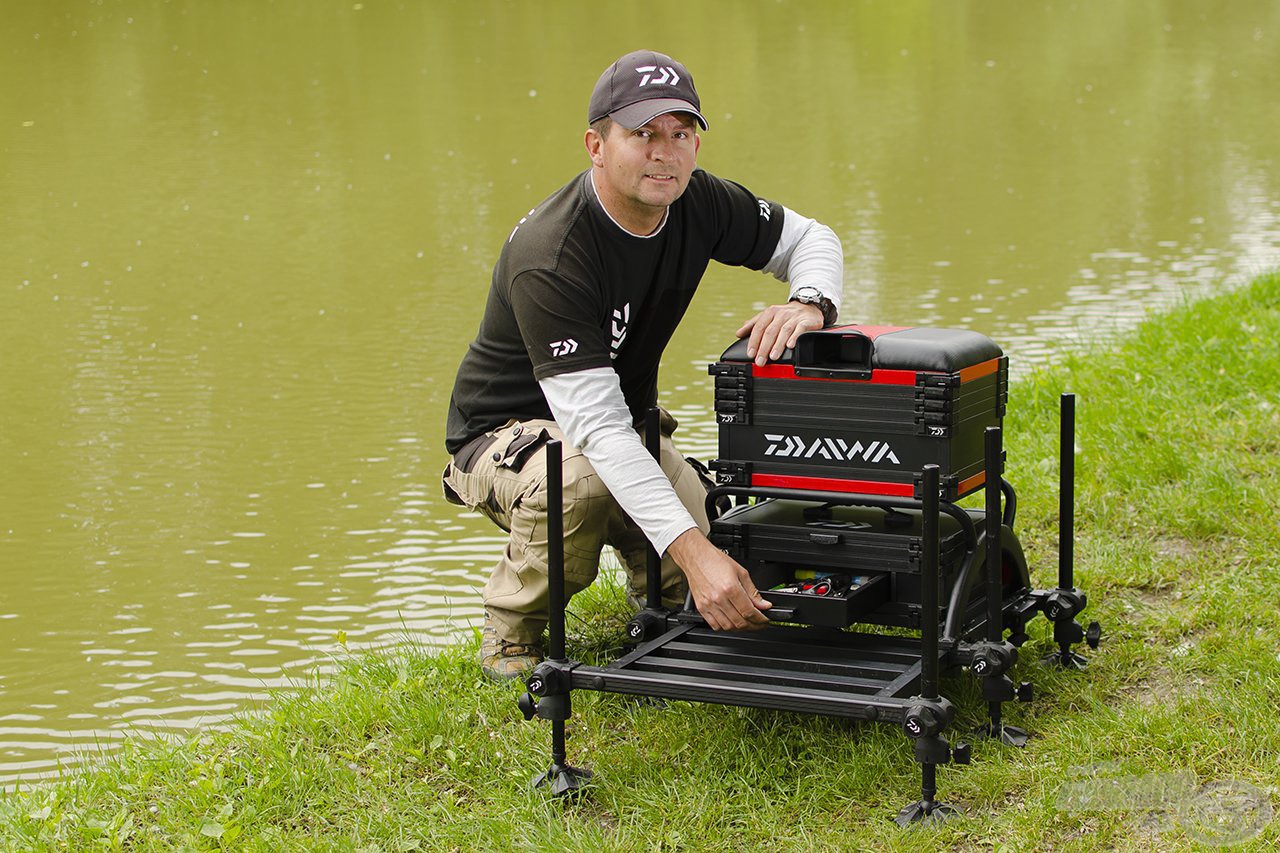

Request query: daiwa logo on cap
[
  {"left": 764, "top": 434, "right": 901, "bottom": 465},
  {"left": 635, "top": 65, "right": 681, "bottom": 87}
]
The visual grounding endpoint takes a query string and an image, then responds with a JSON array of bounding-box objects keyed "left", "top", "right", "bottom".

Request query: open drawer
[{"left": 761, "top": 570, "right": 891, "bottom": 628}]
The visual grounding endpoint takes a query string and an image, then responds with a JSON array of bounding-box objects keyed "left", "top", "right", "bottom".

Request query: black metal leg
[
  {"left": 897, "top": 465, "right": 965, "bottom": 824},
  {"left": 525, "top": 440, "right": 592, "bottom": 797},
  {"left": 974, "top": 427, "right": 1030, "bottom": 747},
  {"left": 644, "top": 408, "right": 663, "bottom": 611}
]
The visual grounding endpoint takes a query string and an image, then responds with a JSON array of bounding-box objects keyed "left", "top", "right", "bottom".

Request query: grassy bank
[{"left": 4, "top": 274, "right": 1279, "bottom": 850}]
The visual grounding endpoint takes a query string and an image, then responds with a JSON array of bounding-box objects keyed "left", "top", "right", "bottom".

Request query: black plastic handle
[
  {"left": 793, "top": 329, "right": 873, "bottom": 379},
  {"left": 766, "top": 607, "right": 797, "bottom": 622}
]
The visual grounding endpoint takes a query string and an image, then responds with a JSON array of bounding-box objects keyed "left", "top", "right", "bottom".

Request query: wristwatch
[{"left": 789, "top": 286, "right": 838, "bottom": 327}]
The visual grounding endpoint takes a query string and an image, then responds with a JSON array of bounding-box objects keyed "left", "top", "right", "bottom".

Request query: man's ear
[{"left": 584, "top": 128, "right": 605, "bottom": 167}]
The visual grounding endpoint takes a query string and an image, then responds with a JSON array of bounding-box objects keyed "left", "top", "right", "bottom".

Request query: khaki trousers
[{"left": 442, "top": 411, "right": 710, "bottom": 645}]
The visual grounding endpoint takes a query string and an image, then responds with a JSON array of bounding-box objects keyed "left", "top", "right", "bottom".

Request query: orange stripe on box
[
  {"left": 957, "top": 470, "right": 987, "bottom": 496},
  {"left": 957, "top": 357, "right": 1001, "bottom": 383}
]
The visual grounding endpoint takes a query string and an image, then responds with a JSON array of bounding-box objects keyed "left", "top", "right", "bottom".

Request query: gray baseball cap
[{"left": 588, "top": 49, "right": 708, "bottom": 131}]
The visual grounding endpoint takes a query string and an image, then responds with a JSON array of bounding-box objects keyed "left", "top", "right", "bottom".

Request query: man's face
[{"left": 587, "top": 112, "right": 700, "bottom": 231}]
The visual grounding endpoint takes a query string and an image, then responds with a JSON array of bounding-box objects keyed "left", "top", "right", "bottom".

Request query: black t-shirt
[{"left": 445, "top": 168, "right": 784, "bottom": 454}]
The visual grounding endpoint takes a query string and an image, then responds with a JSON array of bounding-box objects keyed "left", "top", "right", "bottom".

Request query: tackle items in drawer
[{"left": 772, "top": 573, "right": 871, "bottom": 597}]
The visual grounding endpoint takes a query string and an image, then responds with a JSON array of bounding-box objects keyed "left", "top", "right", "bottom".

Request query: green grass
[{"left": 4, "top": 273, "right": 1280, "bottom": 851}]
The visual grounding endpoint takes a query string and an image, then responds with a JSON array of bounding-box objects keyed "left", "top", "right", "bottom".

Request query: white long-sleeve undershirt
[
  {"left": 540, "top": 368, "right": 696, "bottom": 556},
  {"left": 763, "top": 207, "right": 844, "bottom": 315}
]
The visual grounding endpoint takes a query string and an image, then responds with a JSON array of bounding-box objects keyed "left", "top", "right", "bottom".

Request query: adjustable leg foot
[
  {"left": 895, "top": 798, "right": 961, "bottom": 826},
  {"left": 895, "top": 742, "right": 965, "bottom": 827},
  {"left": 973, "top": 722, "right": 1031, "bottom": 747},
  {"left": 1041, "top": 615, "right": 1094, "bottom": 669},
  {"left": 531, "top": 762, "right": 593, "bottom": 798},
  {"left": 1042, "top": 648, "right": 1089, "bottom": 669}
]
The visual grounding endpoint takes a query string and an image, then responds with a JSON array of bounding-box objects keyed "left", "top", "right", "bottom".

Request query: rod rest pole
[
  {"left": 1041, "top": 391, "right": 1095, "bottom": 669},
  {"left": 1059, "top": 392, "right": 1075, "bottom": 591},
  {"left": 921, "top": 465, "right": 940, "bottom": 698},
  {"left": 895, "top": 463, "right": 965, "bottom": 826},
  {"left": 973, "top": 427, "right": 1031, "bottom": 745},
  {"left": 545, "top": 439, "right": 573, "bottom": 777},
  {"left": 546, "top": 439, "right": 567, "bottom": 662},
  {"left": 523, "top": 439, "right": 592, "bottom": 797},
  {"left": 984, "top": 427, "right": 1002, "bottom": 646}
]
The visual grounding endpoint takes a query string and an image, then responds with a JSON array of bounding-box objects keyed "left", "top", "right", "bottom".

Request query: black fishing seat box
[
  {"left": 710, "top": 325, "right": 1008, "bottom": 501},
  {"left": 514, "top": 327, "right": 1098, "bottom": 823}
]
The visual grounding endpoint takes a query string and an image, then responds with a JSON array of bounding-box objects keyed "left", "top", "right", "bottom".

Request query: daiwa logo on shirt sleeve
[{"left": 549, "top": 339, "right": 578, "bottom": 357}]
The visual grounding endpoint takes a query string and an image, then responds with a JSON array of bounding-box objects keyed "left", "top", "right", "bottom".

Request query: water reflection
[{"left": 2, "top": 1, "right": 1279, "bottom": 786}]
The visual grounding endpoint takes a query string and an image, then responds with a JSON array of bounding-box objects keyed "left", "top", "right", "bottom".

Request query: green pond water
[{"left": 2, "top": 1, "right": 1278, "bottom": 785}]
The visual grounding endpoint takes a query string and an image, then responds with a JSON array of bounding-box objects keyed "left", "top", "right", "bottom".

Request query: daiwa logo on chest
[
  {"left": 610, "top": 303, "right": 630, "bottom": 360},
  {"left": 763, "top": 433, "right": 901, "bottom": 465}
]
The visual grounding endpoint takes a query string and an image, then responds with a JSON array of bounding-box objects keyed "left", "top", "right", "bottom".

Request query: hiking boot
[{"left": 479, "top": 622, "right": 544, "bottom": 682}]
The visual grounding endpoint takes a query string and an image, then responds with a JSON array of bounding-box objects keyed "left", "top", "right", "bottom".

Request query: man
[{"left": 443, "top": 49, "right": 843, "bottom": 680}]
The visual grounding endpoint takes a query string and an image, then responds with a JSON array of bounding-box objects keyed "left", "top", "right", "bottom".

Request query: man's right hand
[{"left": 666, "top": 528, "right": 771, "bottom": 631}]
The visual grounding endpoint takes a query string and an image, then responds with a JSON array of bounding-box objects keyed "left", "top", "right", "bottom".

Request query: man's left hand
[{"left": 735, "top": 301, "right": 825, "bottom": 367}]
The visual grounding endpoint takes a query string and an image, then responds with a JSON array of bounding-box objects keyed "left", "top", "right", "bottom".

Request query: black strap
[{"left": 452, "top": 431, "right": 498, "bottom": 474}]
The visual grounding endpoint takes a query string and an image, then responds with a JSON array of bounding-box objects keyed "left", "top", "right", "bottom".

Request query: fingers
[
  {"left": 736, "top": 303, "right": 825, "bottom": 366},
  {"left": 672, "top": 532, "right": 774, "bottom": 632},
  {"left": 696, "top": 571, "right": 770, "bottom": 631}
]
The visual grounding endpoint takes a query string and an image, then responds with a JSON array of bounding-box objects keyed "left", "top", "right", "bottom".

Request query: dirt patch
[
  {"left": 1115, "top": 656, "right": 1211, "bottom": 710},
  {"left": 1151, "top": 536, "right": 1204, "bottom": 562}
]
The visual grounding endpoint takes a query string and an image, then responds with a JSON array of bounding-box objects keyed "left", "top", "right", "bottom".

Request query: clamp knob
[
  {"left": 625, "top": 610, "right": 665, "bottom": 644},
  {"left": 1085, "top": 621, "right": 1102, "bottom": 649},
  {"left": 970, "top": 642, "right": 1016, "bottom": 677},
  {"left": 1044, "top": 588, "right": 1087, "bottom": 622}
]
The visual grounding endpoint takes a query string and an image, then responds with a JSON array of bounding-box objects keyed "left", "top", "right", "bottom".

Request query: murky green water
[{"left": 2, "top": 1, "right": 1278, "bottom": 786}]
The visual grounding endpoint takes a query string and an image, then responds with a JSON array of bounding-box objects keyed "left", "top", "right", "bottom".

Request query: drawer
[{"left": 762, "top": 572, "right": 891, "bottom": 629}]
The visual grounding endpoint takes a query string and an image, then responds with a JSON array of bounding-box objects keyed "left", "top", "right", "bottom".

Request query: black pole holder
[
  {"left": 896, "top": 464, "right": 965, "bottom": 825},
  {"left": 524, "top": 439, "right": 592, "bottom": 798},
  {"left": 1042, "top": 392, "right": 1092, "bottom": 670}
]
